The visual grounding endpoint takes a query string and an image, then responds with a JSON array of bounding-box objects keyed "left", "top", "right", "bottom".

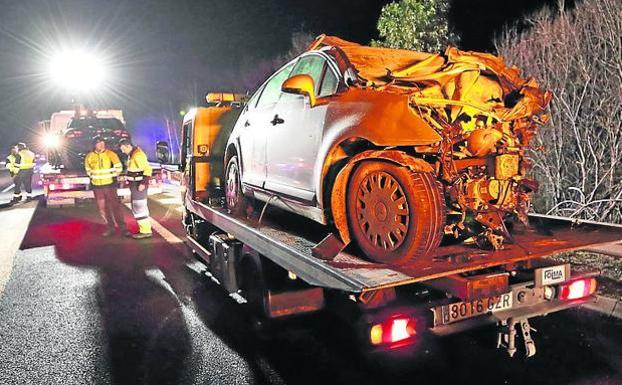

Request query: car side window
[
  {"left": 289, "top": 55, "right": 325, "bottom": 94},
  {"left": 256, "top": 62, "right": 295, "bottom": 108},
  {"left": 318, "top": 67, "right": 338, "bottom": 97}
]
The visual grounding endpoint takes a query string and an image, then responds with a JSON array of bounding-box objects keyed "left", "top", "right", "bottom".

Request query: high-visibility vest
[
  {"left": 5, "top": 154, "right": 19, "bottom": 175},
  {"left": 126, "top": 147, "right": 152, "bottom": 183},
  {"left": 16, "top": 149, "right": 35, "bottom": 170},
  {"left": 84, "top": 149, "right": 123, "bottom": 186}
]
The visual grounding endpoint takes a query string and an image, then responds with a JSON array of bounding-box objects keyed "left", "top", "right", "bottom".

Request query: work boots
[
  {"left": 102, "top": 228, "right": 115, "bottom": 237},
  {"left": 131, "top": 232, "right": 152, "bottom": 239}
]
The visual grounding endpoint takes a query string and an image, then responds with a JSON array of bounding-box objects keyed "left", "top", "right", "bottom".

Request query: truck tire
[
  {"left": 346, "top": 160, "right": 445, "bottom": 265},
  {"left": 224, "top": 155, "right": 248, "bottom": 216}
]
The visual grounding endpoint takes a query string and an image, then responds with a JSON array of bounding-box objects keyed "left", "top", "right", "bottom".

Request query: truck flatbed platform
[{"left": 185, "top": 197, "right": 622, "bottom": 293}]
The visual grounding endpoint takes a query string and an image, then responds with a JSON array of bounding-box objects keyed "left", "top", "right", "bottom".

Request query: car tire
[
  {"left": 346, "top": 160, "right": 445, "bottom": 265},
  {"left": 225, "top": 155, "right": 248, "bottom": 216}
]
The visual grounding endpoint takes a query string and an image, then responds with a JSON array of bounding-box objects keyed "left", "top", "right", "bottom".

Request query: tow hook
[{"left": 497, "top": 317, "right": 537, "bottom": 358}]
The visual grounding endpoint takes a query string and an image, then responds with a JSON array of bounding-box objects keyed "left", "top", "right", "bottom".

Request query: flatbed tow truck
[{"left": 180, "top": 94, "right": 622, "bottom": 357}]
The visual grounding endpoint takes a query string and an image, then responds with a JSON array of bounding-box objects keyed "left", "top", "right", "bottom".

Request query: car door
[
  {"left": 265, "top": 54, "right": 340, "bottom": 202},
  {"left": 236, "top": 61, "right": 295, "bottom": 188}
]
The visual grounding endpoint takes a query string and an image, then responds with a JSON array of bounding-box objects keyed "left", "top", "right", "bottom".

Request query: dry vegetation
[{"left": 496, "top": 0, "right": 622, "bottom": 223}]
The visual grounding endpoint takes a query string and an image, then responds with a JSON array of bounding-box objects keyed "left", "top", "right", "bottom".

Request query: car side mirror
[{"left": 281, "top": 74, "right": 316, "bottom": 107}]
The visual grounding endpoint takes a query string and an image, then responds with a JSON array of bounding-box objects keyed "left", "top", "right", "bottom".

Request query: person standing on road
[
  {"left": 119, "top": 138, "right": 153, "bottom": 239},
  {"left": 85, "top": 136, "right": 128, "bottom": 237},
  {"left": 11, "top": 142, "right": 35, "bottom": 203}
]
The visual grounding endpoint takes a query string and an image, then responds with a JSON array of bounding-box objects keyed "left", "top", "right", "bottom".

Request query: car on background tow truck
[
  {"left": 176, "top": 89, "right": 622, "bottom": 358},
  {"left": 38, "top": 106, "right": 163, "bottom": 207}
]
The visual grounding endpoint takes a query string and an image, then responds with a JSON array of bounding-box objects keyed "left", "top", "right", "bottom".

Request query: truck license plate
[
  {"left": 62, "top": 177, "right": 90, "bottom": 184},
  {"left": 439, "top": 293, "right": 513, "bottom": 325}
]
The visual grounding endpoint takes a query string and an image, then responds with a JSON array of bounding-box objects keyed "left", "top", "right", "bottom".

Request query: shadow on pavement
[{"left": 21, "top": 204, "right": 193, "bottom": 385}]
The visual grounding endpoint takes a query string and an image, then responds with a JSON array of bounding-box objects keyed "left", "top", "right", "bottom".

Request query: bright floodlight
[
  {"left": 42, "top": 133, "right": 61, "bottom": 149},
  {"left": 49, "top": 49, "right": 106, "bottom": 92}
]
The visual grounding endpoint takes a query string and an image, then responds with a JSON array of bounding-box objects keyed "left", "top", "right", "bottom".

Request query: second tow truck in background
[{"left": 38, "top": 105, "right": 163, "bottom": 207}]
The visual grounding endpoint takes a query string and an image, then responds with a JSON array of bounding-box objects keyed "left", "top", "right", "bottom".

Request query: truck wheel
[
  {"left": 346, "top": 161, "right": 445, "bottom": 265},
  {"left": 225, "top": 155, "right": 247, "bottom": 216}
]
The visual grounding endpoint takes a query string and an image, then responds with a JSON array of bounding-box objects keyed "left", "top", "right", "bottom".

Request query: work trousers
[
  {"left": 13, "top": 168, "right": 33, "bottom": 198},
  {"left": 93, "top": 186, "right": 126, "bottom": 231},
  {"left": 130, "top": 183, "right": 151, "bottom": 234}
]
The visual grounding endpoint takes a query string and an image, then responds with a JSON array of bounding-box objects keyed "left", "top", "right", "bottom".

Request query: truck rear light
[
  {"left": 62, "top": 183, "right": 71, "bottom": 190},
  {"left": 369, "top": 315, "right": 417, "bottom": 346},
  {"left": 49, "top": 184, "right": 56, "bottom": 191},
  {"left": 65, "top": 130, "right": 83, "bottom": 138},
  {"left": 558, "top": 278, "right": 597, "bottom": 301}
]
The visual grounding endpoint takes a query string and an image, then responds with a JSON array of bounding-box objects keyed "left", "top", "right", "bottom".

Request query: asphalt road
[{"left": 0, "top": 189, "right": 621, "bottom": 385}]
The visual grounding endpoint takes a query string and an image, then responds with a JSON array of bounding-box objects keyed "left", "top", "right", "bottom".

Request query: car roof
[{"left": 308, "top": 35, "right": 439, "bottom": 85}]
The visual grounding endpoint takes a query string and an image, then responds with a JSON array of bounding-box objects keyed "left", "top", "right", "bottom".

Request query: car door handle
[
  {"left": 270, "top": 115, "right": 285, "bottom": 125},
  {"left": 244, "top": 120, "right": 251, "bottom": 127}
]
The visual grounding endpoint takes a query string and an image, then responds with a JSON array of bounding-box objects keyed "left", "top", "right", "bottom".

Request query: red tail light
[
  {"left": 65, "top": 130, "right": 83, "bottom": 138},
  {"left": 558, "top": 278, "right": 597, "bottom": 301},
  {"left": 113, "top": 129, "right": 129, "bottom": 137},
  {"left": 370, "top": 315, "right": 417, "bottom": 346}
]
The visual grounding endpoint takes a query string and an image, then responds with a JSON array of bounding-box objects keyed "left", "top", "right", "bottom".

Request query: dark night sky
[{"left": 0, "top": 0, "right": 565, "bottom": 153}]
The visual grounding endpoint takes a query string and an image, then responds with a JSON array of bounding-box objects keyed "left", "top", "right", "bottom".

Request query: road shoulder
[{"left": 0, "top": 200, "right": 38, "bottom": 297}]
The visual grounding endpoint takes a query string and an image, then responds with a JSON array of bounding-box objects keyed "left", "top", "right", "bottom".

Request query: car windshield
[{"left": 68, "top": 118, "right": 124, "bottom": 132}]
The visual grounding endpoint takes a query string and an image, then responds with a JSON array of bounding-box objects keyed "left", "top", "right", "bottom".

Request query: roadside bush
[
  {"left": 496, "top": 0, "right": 622, "bottom": 223},
  {"left": 372, "top": 0, "right": 458, "bottom": 52}
]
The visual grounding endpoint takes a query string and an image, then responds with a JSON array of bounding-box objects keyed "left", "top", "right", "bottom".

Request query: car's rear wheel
[
  {"left": 346, "top": 161, "right": 445, "bottom": 265},
  {"left": 225, "top": 155, "right": 248, "bottom": 216}
]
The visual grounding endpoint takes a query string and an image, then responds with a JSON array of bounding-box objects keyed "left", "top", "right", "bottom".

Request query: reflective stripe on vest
[
  {"left": 126, "top": 148, "right": 151, "bottom": 182},
  {"left": 86, "top": 151, "right": 121, "bottom": 186},
  {"left": 6, "top": 155, "right": 19, "bottom": 174},
  {"left": 16, "top": 150, "right": 35, "bottom": 169}
]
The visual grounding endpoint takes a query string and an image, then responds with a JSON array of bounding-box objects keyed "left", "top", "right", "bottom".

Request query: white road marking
[
  {"left": 0, "top": 201, "right": 38, "bottom": 298},
  {"left": 157, "top": 197, "right": 183, "bottom": 205},
  {"left": 2, "top": 184, "right": 15, "bottom": 193},
  {"left": 124, "top": 202, "right": 187, "bottom": 254}
]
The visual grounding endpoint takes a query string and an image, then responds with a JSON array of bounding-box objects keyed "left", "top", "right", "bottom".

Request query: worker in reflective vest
[
  {"left": 11, "top": 142, "right": 35, "bottom": 203},
  {"left": 5, "top": 144, "right": 19, "bottom": 178},
  {"left": 85, "top": 136, "right": 128, "bottom": 237},
  {"left": 119, "top": 138, "right": 153, "bottom": 239}
]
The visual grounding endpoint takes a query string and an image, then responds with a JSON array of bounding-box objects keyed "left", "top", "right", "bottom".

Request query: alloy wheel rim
[
  {"left": 355, "top": 171, "right": 409, "bottom": 251},
  {"left": 226, "top": 163, "right": 240, "bottom": 208}
]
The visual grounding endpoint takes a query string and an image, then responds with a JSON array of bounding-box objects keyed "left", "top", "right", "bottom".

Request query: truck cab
[{"left": 180, "top": 93, "right": 244, "bottom": 204}]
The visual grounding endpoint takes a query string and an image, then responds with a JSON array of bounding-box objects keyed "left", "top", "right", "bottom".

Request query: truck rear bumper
[{"left": 429, "top": 296, "right": 592, "bottom": 336}]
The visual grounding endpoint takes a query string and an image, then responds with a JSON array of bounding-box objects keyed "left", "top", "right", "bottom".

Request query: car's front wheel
[
  {"left": 346, "top": 160, "right": 445, "bottom": 265},
  {"left": 225, "top": 155, "right": 248, "bottom": 216}
]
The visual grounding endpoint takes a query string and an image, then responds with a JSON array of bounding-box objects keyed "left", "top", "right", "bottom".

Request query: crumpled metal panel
[{"left": 311, "top": 35, "right": 552, "bottom": 250}]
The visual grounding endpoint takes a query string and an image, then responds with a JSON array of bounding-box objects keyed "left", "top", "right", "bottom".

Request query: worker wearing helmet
[
  {"left": 119, "top": 138, "right": 152, "bottom": 239},
  {"left": 85, "top": 136, "right": 128, "bottom": 237},
  {"left": 11, "top": 142, "right": 35, "bottom": 203}
]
